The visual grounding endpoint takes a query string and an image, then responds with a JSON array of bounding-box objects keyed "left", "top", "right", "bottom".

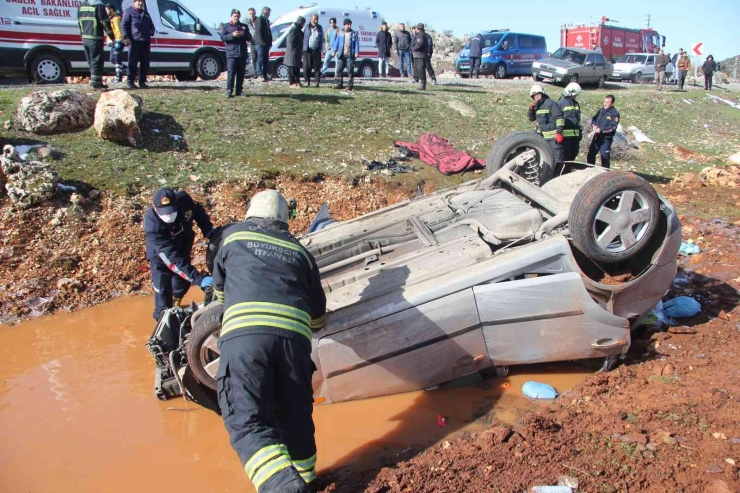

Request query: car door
[
  {"left": 594, "top": 53, "right": 608, "bottom": 80},
  {"left": 151, "top": 0, "right": 203, "bottom": 71},
  {"left": 498, "top": 33, "right": 518, "bottom": 74},
  {"left": 584, "top": 54, "right": 598, "bottom": 82},
  {"left": 645, "top": 55, "right": 656, "bottom": 79},
  {"left": 516, "top": 35, "right": 538, "bottom": 74}
]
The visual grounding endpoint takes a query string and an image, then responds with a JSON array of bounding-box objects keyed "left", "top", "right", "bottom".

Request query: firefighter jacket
[
  {"left": 77, "top": 1, "right": 115, "bottom": 42},
  {"left": 527, "top": 95, "right": 564, "bottom": 140},
  {"left": 558, "top": 96, "right": 581, "bottom": 138},
  {"left": 213, "top": 218, "right": 327, "bottom": 349},
  {"left": 591, "top": 106, "right": 620, "bottom": 138},
  {"left": 144, "top": 191, "right": 213, "bottom": 286}
]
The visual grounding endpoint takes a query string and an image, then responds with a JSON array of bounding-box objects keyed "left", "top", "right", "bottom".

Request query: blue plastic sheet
[
  {"left": 663, "top": 296, "right": 701, "bottom": 318},
  {"left": 522, "top": 381, "right": 558, "bottom": 399},
  {"left": 679, "top": 242, "right": 701, "bottom": 255}
]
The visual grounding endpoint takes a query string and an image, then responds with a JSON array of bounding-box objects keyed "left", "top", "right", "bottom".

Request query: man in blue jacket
[
  {"left": 587, "top": 95, "right": 620, "bottom": 169},
  {"left": 302, "top": 14, "right": 324, "bottom": 87},
  {"left": 144, "top": 188, "right": 215, "bottom": 321},
  {"left": 221, "top": 9, "right": 252, "bottom": 98},
  {"left": 320, "top": 18, "right": 340, "bottom": 77},
  {"left": 122, "top": 0, "right": 155, "bottom": 89},
  {"left": 331, "top": 18, "right": 360, "bottom": 90}
]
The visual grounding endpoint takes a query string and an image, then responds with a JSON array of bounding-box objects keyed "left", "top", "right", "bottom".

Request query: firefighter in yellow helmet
[
  {"left": 558, "top": 82, "right": 582, "bottom": 161},
  {"left": 527, "top": 84, "right": 564, "bottom": 165}
]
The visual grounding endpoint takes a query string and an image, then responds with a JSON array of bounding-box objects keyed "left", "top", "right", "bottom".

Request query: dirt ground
[
  {"left": 0, "top": 175, "right": 414, "bottom": 324},
  {"left": 318, "top": 184, "right": 740, "bottom": 493}
]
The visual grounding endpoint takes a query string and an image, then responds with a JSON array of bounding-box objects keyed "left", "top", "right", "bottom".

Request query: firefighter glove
[
  {"left": 200, "top": 276, "right": 213, "bottom": 289},
  {"left": 555, "top": 134, "right": 563, "bottom": 144}
]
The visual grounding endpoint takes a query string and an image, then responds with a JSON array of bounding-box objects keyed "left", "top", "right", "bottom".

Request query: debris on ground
[
  {"left": 393, "top": 133, "right": 485, "bottom": 174},
  {"left": 699, "top": 166, "right": 740, "bottom": 187},
  {"left": 1, "top": 144, "right": 59, "bottom": 208},
  {"left": 706, "top": 93, "right": 740, "bottom": 110},
  {"left": 663, "top": 296, "right": 702, "bottom": 319},
  {"left": 448, "top": 100, "right": 477, "bottom": 118},
  {"left": 363, "top": 157, "right": 414, "bottom": 174},
  {"left": 628, "top": 125, "right": 656, "bottom": 144},
  {"left": 679, "top": 242, "right": 702, "bottom": 255},
  {"left": 729, "top": 152, "right": 740, "bottom": 165},
  {"left": 522, "top": 381, "right": 558, "bottom": 399},
  {"left": 16, "top": 89, "right": 96, "bottom": 135}
]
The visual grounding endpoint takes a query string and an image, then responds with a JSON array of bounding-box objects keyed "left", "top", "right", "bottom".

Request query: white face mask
[{"left": 157, "top": 211, "right": 178, "bottom": 223}]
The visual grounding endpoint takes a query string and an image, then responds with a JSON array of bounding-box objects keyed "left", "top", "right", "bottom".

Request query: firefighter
[
  {"left": 212, "top": 190, "right": 326, "bottom": 493},
  {"left": 77, "top": 0, "right": 116, "bottom": 89},
  {"left": 144, "top": 188, "right": 214, "bottom": 321},
  {"left": 587, "top": 94, "right": 620, "bottom": 169},
  {"left": 558, "top": 82, "right": 582, "bottom": 162},
  {"left": 527, "top": 84, "right": 564, "bottom": 165}
]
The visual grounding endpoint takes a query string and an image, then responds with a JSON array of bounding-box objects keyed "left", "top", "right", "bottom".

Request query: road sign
[{"left": 693, "top": 43, "right": 704, "bottom": 56}]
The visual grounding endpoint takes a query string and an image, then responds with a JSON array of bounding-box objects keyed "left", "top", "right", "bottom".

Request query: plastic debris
[
  {"left": 528, "top": 487, "right": 572, "bottom": 493},
  {"left": 663, "top": 296, "right": 701, "bottom": 318},
  {"left": 56, "top": 183, "right": 78, "bottom": 192},
  {"left": 557, "top": 476, "right": 579, "bottom": 489},
  {"left": 522, "top": 381, "right": 558, "bottom": 399},
  {"left": 437, "top": 414, "right": 448, "bottom": 427},
  {"left": 706, "top": 94, "right": 740, "bottom": 110},
  {"left": 628, "top": 126, "right": 656, "bottom": 144},
  {"left": 679, "top": 242, "right": 701, "bottom": 255}
]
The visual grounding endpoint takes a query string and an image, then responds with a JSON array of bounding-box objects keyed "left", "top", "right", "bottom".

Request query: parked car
[
  {"left": 149, "top": 132, "right": 681, "bottom": 406},
  {"left": 532, "top": 47, "right": 612, "bottom": 87},
  {"left": 455, "top": 30, "right": 547, "bottom": 79},
  {"left": 610, "top": 53, "right": 658, "bottom": 83}
]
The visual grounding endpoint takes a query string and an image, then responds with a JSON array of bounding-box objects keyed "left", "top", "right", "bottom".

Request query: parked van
[
  {"left": 455, "top": 30, "right": 547, "bottom": 79},
  {"left": 0, "top": 0, "right": 226, "bottom": 83},
  {"left": 266, "top": 5, "right": 384, "bottom": 79}
]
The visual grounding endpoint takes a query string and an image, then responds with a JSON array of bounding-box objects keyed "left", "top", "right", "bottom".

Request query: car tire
[
  {"left": 360, "top": 61, "right": 376, "bottom": 78},
  {"left": 175, "top": 72, "right": 198, "bottom": 82},
  {"left": 633, "top": 72, "right": 642, "bottom": 84},
  {"left": 597, "top": 75, "right": 606, "bottom": 89},
  {"left": 272, "top": 59, "right": 289, "bottom": 79},
  {"left": 494, "top": 63, "right": 507, "bottom": 79},
  {"left": 569, "top": 73, "right": 579, "bottom": 84},
  {"left": 195, "top": 52, "right": 221, "bottom": 80},
  {"left": 186, "top": 302, "right": 223, "bottom": 390},
  {"left": 569, "top": 171, "right": 661, "bottom": 263},
  {"left": 486, "top": 131, "right": 556, "bottom": 186},
  {"left": 31, "top": 53, "right": 67, "bottom": 84},
  {"left": 459, "top": 73, "right": 469, "bottom": 79}
]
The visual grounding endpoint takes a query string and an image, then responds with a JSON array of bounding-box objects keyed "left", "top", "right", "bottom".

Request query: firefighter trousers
[
  {"left": 545, "top": 138, "right": 563, "bottom": 165},
  {"left": 149, "top": 260, "right": 192, "bottom": 321},
  {"left": 218, "top": 333, "right": 317, "bottom": 493},
  {"left": 561, "top": 137, "right": 580, "bottom": 162},
  {"left": 82, "top": 39, "right": 105, "bottom": 87}
]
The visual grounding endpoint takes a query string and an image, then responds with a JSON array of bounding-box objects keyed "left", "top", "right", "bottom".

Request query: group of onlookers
[{"left": 654, "top": 48, "right": 720, "bottom": 91}]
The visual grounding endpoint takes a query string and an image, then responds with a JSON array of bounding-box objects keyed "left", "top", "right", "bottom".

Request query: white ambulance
[
  {"left": 266, "top": 5, "right": 385, "bottom": 78},
  {"left": 0, "top": 0, "right": 226, "bottom": 83}
]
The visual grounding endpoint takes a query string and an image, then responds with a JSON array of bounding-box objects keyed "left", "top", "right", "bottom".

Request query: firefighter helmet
[
  {"left": 529, "top": 84, "right": 545, "bottom": 97},
  {"left": 246, "top": 190, "right": 289, "bottom": 224},
  {"left": 563, "top": 82, "right": 582, "bottom": 97}
]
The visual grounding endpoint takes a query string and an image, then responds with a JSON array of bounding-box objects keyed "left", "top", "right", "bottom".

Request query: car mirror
[
  {"left": 196, "top": 21, "right": 201, "bottom": 33},
  {"left": 585, "top": 61, "right": 593, "bottom": 66}
]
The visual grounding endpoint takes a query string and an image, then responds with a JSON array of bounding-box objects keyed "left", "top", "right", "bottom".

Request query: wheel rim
[
  {"left": 36, "top": 60, "right": 61, "bottom": 82},
  {"left": 198, "top": 332, "right": 221, "bottom": 379},
  {"left": 634, "top": 73, "right": 642, "bottom": 83},
  {"left": 277, "top": 64, "right": 289, "bottom": 79},
  {"left": 202, "top": 57, "right": 219, "bottom": 77},
  {"left": 362, "top": 64, "right": 374, "bottom": 77},
  {"left": 506, "top": 146, "right": 543, "bottom": 186},
  {"left": 592, "top": 190, "right": 652, "bottom": 253},
  {"left": 496, "top": 65, "right": 505, "bottom": 78}
]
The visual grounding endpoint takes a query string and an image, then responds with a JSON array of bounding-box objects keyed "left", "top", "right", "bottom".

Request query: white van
[
  {"left": 0, "top": 0, "right": 226, "bottom": 83},
  {"left": 267, "top": 5, "right": 385, "bottom": 79}
]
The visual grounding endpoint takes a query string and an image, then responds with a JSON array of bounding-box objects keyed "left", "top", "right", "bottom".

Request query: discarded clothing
[
  {"left": 522, "top": 381, "right": 558, "bottom": 399},
  {"left": 679, "top": 242, "right": 701, "bottom": 255},
  {"left": 363, "top": 157, "right": 413, "bottom": 174},
  {"left": 394, "top": 133, "right": 486, "bottom": 175},
  {"left": 663, "top": 296, "right": 701, "bottom": 318}
]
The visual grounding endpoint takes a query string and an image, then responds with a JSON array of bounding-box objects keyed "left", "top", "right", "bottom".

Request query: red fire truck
[{"left": 560, "top": 17, "right": 665, "bottom": 61}]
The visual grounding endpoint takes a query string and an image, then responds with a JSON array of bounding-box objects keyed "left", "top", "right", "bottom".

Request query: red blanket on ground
[{"left": 394, "top": 133, "right": 486, "bottom": 175}]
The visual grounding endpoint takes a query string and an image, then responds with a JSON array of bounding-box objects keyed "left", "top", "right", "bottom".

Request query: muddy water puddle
[{"left": 0, "top": 295, "right": 591, "bottom": 492}]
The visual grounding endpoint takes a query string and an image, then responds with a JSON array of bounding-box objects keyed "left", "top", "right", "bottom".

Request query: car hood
[{"left": 538, "top": 58, "right": 579, "bottom": 69}]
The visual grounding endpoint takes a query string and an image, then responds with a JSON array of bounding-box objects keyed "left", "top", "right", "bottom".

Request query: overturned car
[{"left": 149, "top": 131, "right": 681, "bottom": 406}]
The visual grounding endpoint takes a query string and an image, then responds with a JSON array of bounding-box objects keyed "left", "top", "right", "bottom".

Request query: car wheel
[
  {"left": 186, "top": 303, "right": 223, "bottom": 390},
  {"left": 272, "top": 60, "right": 289, "bottom": 79},
  {"left": 31, "top": 53, "right": 67, "bottom": 84},
  {"left": 633, "top": 72, "right": 642, "bottom": 84},
  {"left": 486, "top": 131, "right": 556, "bottom": 186},
  {"left": 597, "top": 75, "right": 606, "bottom": 89},
  {"left": 459, "top": 73, "right": 469, "bottom": 79},
  {"left": 569, "top": 171, "right": 660, "bottom": 263},
  {"left": 175, "top": 72, "right": 197, "bottom": 82},
  {"left": 494, "top": 63, "right": 507, "bottom": 79},
  {"left": 360, "top": 61, "right": 376, "bottom": 78},
  {"left": 196, "top": 52, "right": 221, "bottom": 80},
  {"left": 569, "top": 73, "right": 579, "bottom": 84}
]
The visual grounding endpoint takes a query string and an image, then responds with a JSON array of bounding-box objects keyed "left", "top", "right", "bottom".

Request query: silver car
[
  {"left": 532, "top": 48, "right": 612, "bottom": 88},
  {"left": 611, "top": 53, "right": 658, "bottom": 83},
  {"left": 165, "top": 132, "right": 680, "bottom": 405}
]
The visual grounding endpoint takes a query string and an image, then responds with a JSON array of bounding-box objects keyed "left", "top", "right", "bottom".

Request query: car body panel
[{"left": 531, "top": 48, "right": 612, "bottom": 85}]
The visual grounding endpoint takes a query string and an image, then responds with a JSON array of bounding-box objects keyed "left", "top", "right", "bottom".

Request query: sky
[{"left": 187, "top": 0, "right": 740, "bottom": 62}]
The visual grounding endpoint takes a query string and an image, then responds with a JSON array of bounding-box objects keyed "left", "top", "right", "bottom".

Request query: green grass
[{"left": 1, "top": 81, "right": 739, "bottom": 194}]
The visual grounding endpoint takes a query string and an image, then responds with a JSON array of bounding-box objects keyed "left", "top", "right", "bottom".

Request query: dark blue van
[{"left": 455, "top": 30, "right": 547, "bottom": 78}]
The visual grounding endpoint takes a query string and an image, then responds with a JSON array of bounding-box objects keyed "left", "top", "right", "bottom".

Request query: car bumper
[
  {"left": 609, "top": 72, "right": 633, "bottom": 81},
  {"left": 455, "top": 61, "right": 496, "bottom": 75},
  {"left": 531, "top": 68, "right": 566, "bottom": 83}
]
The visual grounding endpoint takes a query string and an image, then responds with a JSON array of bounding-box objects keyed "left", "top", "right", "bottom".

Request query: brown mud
[{"left": 0, "top": 292, "right": 589, "bottom": 493}]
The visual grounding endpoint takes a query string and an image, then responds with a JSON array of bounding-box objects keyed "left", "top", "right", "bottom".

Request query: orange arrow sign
[{"left": 693, "top": 43, "right": 703, "bottom": 56}]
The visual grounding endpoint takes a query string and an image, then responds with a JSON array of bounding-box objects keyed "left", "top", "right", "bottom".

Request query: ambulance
[
  {"left": 266, "top": 5, "right": 385, "bottom": 78},
  {"left": 0, "top": 0, "right": 226, "bottom": 83}
]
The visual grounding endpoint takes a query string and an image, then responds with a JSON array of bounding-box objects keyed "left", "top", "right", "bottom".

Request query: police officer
[
  {"left": 220, "top": 9, "right": 252, "bottom": 98},
  {"left": 558, "top": 82, "right": 582, "bottom": 162},
  {"left": 77, "top": 0, "right": 116, "bottom": 89},
  {"left": 144, "top": 188, "right": 214, "bottom": 321},
  {"left": 213, "top": 190, "right": 326, "bottom": 493},
  {"left": 587, "top": 94, "right": 620, "bottom": 168},
  {"left": 411, "top": 23, "right": 428, "bottom": 90},
  {"left": 527, "top": 84, "right": 564, "bottom": 165}
]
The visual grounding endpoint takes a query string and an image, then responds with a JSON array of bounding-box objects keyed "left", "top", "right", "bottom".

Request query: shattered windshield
[{"left": 551, "top": 48, "right": 586, "bottom": 65}]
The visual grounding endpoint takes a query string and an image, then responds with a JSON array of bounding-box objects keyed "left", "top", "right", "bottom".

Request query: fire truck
[{"left": 560, "top": 17, "right": 665, "bottom": 61}]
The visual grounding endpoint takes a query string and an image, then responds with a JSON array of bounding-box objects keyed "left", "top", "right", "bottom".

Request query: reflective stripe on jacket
[
  {"left": 527, "top": 95, "right": 564, "bottom": 140},
  {"left": 558, "top": 96, "right": 581, "bottom": 138},
  {"left": 77, "top": 3, "right": 114, "bottom": 41}
]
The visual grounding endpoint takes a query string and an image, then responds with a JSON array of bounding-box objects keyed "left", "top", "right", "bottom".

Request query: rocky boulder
[
  {"left": 1, "top": 145, "right": 59, "bottom": 208},
  {"left": 16, "top": 90, "right": 96, "bottom": 134},
  {"left": 94, "top": 90, "right": 145, "bottom": 147}
]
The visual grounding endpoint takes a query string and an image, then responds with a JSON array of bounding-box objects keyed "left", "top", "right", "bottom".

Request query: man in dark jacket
[
  {"left": 77, "top": 0, "right": 115, "bottom": 89},
  {"left": 654, "top": 49, "right": 670, "bottom": 91},
  {"left": 702, "top": 55, "right": 718, "bottom": 90},
  {"left": 253, "top": 6, "right": 273, "bottom": 82},
  {"left": 144, "top": 188, "right": 214, "bottom": 321},
  {"left": 527, "top": 84, "right": 564, "bottom": 166},
  {"left": 213, "top": 190, "right": 326, "bottom": 493},
  {"left": 423, "top": 28, "right": 437, "bottom": 85},
  {"left": 558, "top": 82, "right": 582, "bottom": 162},
  {"left": 302, "top": 14, "right": 323, "bottom": 87},
  {"left": 375, "top": 21, "right": 392, "bottom": 77},
  {"left": 411, "top": 23, "right": 428, "bottom": 90},
  {"left": 122, "top": 0, "right": 155, "bottom": 89},
  {"left": 468, "top": 34, "right": 482, "bottom": 79},
  {"left": 587, "top": 95, "right": 620, "bottom": 168},
  {"left": 221, "top": 9, "right": 252, "bottom": 98},
  {"left": 285, "top": 16, "right": 306, "bottom": 87},
  {"left": 393, "top": 23, "right": 412, "bottom": 77}
]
